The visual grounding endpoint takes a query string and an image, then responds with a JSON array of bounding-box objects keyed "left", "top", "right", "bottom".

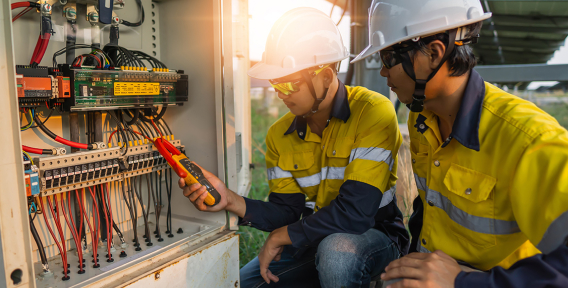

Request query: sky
[{"left": 248, "top": 0, "right": 568, "bottom": 89}]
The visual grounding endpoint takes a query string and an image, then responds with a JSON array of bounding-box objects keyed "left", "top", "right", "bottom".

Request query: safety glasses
[
  {"left": 379, "top": 46, "right": 414, "bottom": 69},
  {"left": 269, "top": 64, "right": 330, "bottom": 95}
]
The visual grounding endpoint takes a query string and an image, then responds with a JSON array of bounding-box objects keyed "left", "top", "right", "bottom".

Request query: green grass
[
  {"left": 237, "top": 98, "right": 288, "bottom": 268},
  {"left": 539, "top": 103, "right": 568, "bottom": 129}
]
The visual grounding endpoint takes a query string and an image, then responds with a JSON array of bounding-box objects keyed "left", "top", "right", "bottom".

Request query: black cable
[
  {"left": 148, "top": 173, "right": 162, "bottom": 240},
  {"left": 30, "top": 108, "right": 55, "bottom": 129},
  {"left": 124, "top": 109, "right": 139, "bottom": 125},
  {"left": 140, "top": 121, "right": 156, "bottom": 138},
  {"left": 121, "top": 0, "right": 145, "bottom": 27},
  {"left": 139, "top": 106, "right": 167, "bottom": 123},
  {"left": 165, "top": 168, "right": 173, "bottom": 237},
  {"left": 53, "top": 45, "right": 114, "bottom": 68},
  {"left": 30, "top": 214, "right": 49, "bottom": 271},
  {"left": 160, "top": 118, "right": 173, "bottom": 136},
  {"left": 134, "top": 176, "right": 152, "bottom": 246},
  {"left": 128, "top": 179, "right": 141, "bottom": 251}
]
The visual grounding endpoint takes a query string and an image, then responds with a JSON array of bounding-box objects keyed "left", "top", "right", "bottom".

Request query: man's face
[
  {"left": 379, "top": 47, "right": 417, "bottom": 105},
  {"left": 271, "top": 68, "right": 328, "bottom": 116}
]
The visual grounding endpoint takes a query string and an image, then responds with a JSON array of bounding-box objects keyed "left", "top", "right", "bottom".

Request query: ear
[
  {"left": 321, "top": 67, "right": 335, "bottom": 88},
  {"left": 427, "top": 40, "right": 446, "bottom": 70}
]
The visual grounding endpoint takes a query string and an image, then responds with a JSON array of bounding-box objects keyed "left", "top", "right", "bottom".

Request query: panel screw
[{"left": 155, "top": 272, "right": 161, "bottom": 279}]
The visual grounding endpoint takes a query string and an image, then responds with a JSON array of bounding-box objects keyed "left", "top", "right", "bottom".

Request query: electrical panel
[{"left": 0, "top": 0, "right": 251, "bottom": 287}]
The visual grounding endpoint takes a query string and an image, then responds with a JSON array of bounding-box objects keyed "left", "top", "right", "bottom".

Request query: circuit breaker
[{"left": 0, "top": 0, "right": 250, "bottom": 287}]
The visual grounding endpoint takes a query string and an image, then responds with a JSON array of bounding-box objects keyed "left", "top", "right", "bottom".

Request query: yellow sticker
[{"left": 114, "top": 82, "right": 160, "bottom": 96}]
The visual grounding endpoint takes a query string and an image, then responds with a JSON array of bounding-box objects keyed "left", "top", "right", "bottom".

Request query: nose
[{"left": 380, "top": 65, "right": 389, "bottom": 78}]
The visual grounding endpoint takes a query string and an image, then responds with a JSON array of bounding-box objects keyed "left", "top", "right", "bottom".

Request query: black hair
[{"left": 411, "top": 22, "right": 483, "bottom": 77}]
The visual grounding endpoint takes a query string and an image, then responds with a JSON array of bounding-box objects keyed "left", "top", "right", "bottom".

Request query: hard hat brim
[
  {"left": 350, "top": 13, "right": 492, "bottom": 64},
  {"left": 248, "top": 55, "right": 349, "bottom": 80}
]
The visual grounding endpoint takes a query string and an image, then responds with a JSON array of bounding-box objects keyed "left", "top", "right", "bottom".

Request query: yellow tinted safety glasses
[{"left": 269, "top": 65, "right": 330, "bottom": 95}]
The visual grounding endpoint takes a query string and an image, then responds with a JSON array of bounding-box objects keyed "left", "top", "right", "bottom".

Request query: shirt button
[
  {"left": 332, "top": 150, "right": 336, "bottom": 155},
  {"left": 294, "top": 164, "right": 298, "bottom": 169},
  {"left": 434, "top": 160, "right": 440, "bottom": 167},
  {"left": 322, "top": 145, "right": 325, "bottom": 149},
  {"left": 422, "top": 238, "right": 427, "bottom": 245},
  {"left": 299, "top": 132, "right": 304, "bottom": 136},
  {"left": 419, "top": 124, "right": 425, "bottom": 130},
  {"left": 412, "top": 159, "right": 416, "bottom": 164},
  {"left": 465, "top": 188, "right": 472, "bottom": 195},
  {"left": 427, "top": 200, "right": 434, "bottom": 206}
]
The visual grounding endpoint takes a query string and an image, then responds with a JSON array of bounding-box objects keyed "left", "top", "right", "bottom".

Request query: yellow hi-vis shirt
[
  {"left": 408, "top": 70, "right": 568, "bottom": 271},
  {"left": 266, "top": 84, "right": 401, "bottom": 214}
]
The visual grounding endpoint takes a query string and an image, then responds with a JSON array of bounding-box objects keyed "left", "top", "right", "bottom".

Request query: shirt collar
[
  {"left": 413, "top": 69, "right": 484, "bottom": 151},
  {"left": 285, "top": 80, "right": 351, "bottom": 140},
  {"left": 449, "top": 69, "right": 485, "bottom": 151}
]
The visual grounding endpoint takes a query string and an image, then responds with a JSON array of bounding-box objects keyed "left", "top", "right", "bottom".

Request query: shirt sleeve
[
  {"left": 344, "top": 100, "right": 402, "bottom": 192},
  {"left": 287, "top": 100, "right": 402, "bottom": 247},
  {"left": 455, "top": 243, "right": 568, "bottom": 288},
  {"left": 287, "top": 180, "right": 383, "bottom": 247},
  {"left": 510, "top": 128, "right": 568, "bottom": 254},
  {"left": 238, "top": 193, "right": 305, "bottom": 232}
]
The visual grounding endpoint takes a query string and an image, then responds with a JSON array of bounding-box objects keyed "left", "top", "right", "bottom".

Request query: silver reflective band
[
  {"left": 296, "top": 166, "right": 346, "bottom": 188},
  {"left": 537, "top": 209, "right": 568, "bottom": 254},
  {"left": 379, "top": 185, "right": 396, "bottom": 209},
  {"left": 414, "top": 174, "right": 521, "bottom": 235},
  {"left": 267, "top": 167, "right": 293, "bottom": 181},
  {"left": 349, "top": 147, "right": 394, "bottom": 170}
]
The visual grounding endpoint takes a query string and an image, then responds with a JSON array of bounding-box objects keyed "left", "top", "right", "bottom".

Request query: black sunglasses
[{"left": 379, "top": 45, "right": 414, "bottom": 69}]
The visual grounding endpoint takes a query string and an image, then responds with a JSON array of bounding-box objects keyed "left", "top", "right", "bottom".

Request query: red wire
[
  {"left": 106, "top": 183, "right": 114, "bottom": 253},
  {"left": 75, "top": 190, "right": 84, "bottom": 253},
  {"left": 46, "top": 195, "right": 69, "bottom": 277},
  {"left": 11, "top": 2, "right": 31, "bottom": 9},
  {"left": 54, "top": 136, "right": 89, "bottom": 150},
  {"left": 108, "top": 130, "right": 118, "bottom": 145},
  {"left": 100, "top": 184, "right": 111, "bottom": 260},
  {"left": 31, "top": 34, "right": 42, "bottom": 65},
  {"left": 67, "top": 191, "right": 84, "bottom": 270},
  {"left": 62, "top": 193, "right": 83, "bottom": 271},
  {"left": 22, "top": 145, "right": 44, "bottom": 155},
  {"left": 78, "top": 189, "right": 98, "bottom": 266},
  {"left": 150, "top": 119, "right": 163, "bottom": 138},
  {"left": 88, "top": 186, "right": 101, "bottom": 265},
  {"left": 39, "top": 196, "right": 68, "bottom": 276},
  {"left": 12, "top": 6, "right": 32, "bottom": 22},
  {"left": 33, "top": 33, "right": 50, "bottom": 65}
]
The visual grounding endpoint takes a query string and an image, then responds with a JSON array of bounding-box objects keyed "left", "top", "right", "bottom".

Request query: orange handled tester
[{"left": 154, "top": 138, "right": 221, "bottom": 206}]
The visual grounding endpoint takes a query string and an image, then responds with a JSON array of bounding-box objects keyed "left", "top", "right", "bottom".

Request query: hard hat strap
[
  {"left": 300, "top": 69, "right": 328, "bottom": 118},
  {"left": 399, "top": 29, "right": 458, "bottom": 112}
]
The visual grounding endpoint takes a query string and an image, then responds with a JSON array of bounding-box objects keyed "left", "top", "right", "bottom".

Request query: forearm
[
  {"left": 225, "top": 189, "right": 246, "bottom": 218},
  {"left": 238, "top": 193, "right": 305, "bottom": 232}
]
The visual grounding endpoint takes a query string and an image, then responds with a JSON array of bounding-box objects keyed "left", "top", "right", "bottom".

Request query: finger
[
  {"left": 194, "top": 188, "right": 210, "bottom": 210},
  {"left": 403, "top": 252, "right": 432, "bottom": 260},
  {"left": 387, "top": 279, "right": 422, "bottom": 288},
  {"left": 182, "top": 184, "right": 202, "bottom": 197},
  {"left": 178, "top": 178, "right": 186, "bottom": 188},
  {"left": 433, "top": 250, "right": 453, "bottom": 260},
  {"left": 260, "top": 268, "right": 270, "bottom": 284},
  {"left": 381, "top": 266, "right": 423, "bottom": 281},
  {"left": 267, "top": 269, "right": 279, "bottom": 283},
  {"left": 274, "top": 254, "right": 281, "bottom": 262},
  {"left": 385, "top": 257, "right": 423, "bottom": 271},
  {"left": 188, "top": 186, "right": 207, "bottom": 202}
]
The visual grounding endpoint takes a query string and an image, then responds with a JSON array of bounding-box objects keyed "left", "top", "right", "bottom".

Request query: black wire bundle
[
  {"left": 52, "top": 44, "right": 114, "bottom": 67},
  {"left": 30, "top": 214, "right": 50, "bottom": 272},
  {"left": 133, "top": 176, "right": 152, "bottom": 246},
  {"left": 121, "top": 0, "right": 145, "bottom": 27},
  {"left": 103, "top": 45, "right": 145, "bottom": 67},
  {"left": 130, "top": 50, "right": 167, "bottom": 69},
  {"left": 165, "top": 168, "right": 173, "bottom": 237}
]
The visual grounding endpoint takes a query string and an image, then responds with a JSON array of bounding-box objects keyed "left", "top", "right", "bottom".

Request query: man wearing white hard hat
[
  {"left": 179, "top": 7, "right": 409, "bottom": 288},
  {"left": 352, "top": 0, "right": 568, "bottom": 287}
]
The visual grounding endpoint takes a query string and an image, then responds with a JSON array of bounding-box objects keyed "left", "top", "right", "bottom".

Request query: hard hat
[
  {"left": 248, "top": 7, "right": 349, "bottom": 80},
  {"left": 351, "top": 0, "right": 492, "bottom": 63}
]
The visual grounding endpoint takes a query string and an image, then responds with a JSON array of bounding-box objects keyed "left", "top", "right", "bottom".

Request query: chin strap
[
  {"left": 300, "top": 69, "right": 329, "bottom": 118},
  {"left": 400, "top": 29, "right": 458, "bottom": 112}
]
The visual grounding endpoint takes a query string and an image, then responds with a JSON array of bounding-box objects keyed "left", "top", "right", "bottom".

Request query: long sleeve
[
  {"left": 238, "top": 192, "right": 305, "bottom": 232},
  {"left": 287, "top": 180, "right": 382, "bottom": 247},
  {"left": 455, "top": 244, "right": 568, "bottom": 287}
]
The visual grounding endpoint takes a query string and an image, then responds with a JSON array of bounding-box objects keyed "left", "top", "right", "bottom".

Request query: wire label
[{"left": 114, "top": 82, "right": 160, "bottom": 96}]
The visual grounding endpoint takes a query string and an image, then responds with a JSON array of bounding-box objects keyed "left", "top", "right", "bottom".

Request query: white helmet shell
[
  {"left": 351, "top": 0, "right": 491, "bottom": 63},
  {"left": 248, "top": 7, "right": 349, "bottom": 80}
]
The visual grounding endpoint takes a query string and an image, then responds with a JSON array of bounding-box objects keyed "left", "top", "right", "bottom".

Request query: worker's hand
[
  {"left": 178, "top": 164, "right": 230, "bottom": 212},
  {"left": 381, "top": 250, "right": 461, "bottom": 288},
  {"left": 258, "top": 226, "right": 292, "bottom": 284}
]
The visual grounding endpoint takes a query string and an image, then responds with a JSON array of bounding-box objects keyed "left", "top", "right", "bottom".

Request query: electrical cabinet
[{"left": 0, "top": 0, "right": 250, "bottom": 287}]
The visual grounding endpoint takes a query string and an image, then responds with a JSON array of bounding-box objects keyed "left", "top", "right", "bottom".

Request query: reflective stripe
[
  {"left": 415, "top": 174, "right": 521, "bottom": 235},
  {"left": 267, "top": 167, "right": 293, "bottom": 181},
  {"left": 537, "top": 209, "right": 568, "bottom": 254},
  {"left": 379, "top": 185, "right": 396, "bottom": 209},
  {"left": 296, "top": 166, "right": 346, "bottom": 188},
  {"left": 414, "top": 174, "right": 427, "bottom": 191},
  {"left": 350, "top": 147, "right": 394, "bottom": 170}
]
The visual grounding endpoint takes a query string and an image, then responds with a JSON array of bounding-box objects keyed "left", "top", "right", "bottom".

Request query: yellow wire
[
  {"left": 20, "top": 109, "right": 34, "bottom": 131},
  {"left": 22, "top": 151, "right": 34, "bottom": 166}
]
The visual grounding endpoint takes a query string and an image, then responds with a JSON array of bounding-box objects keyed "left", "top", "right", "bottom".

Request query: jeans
[{"left": 240, "top": 228, "right": 400, "bottom": 288}]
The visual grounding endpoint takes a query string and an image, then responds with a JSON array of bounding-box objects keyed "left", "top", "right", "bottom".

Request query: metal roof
[{"left": 475, "top": 0, "right": 568, "bottom": 65}]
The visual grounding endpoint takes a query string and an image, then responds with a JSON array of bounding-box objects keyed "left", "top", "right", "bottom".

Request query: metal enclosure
[{"left": 0, "top": 0, "right": 250, "bottom": 286}]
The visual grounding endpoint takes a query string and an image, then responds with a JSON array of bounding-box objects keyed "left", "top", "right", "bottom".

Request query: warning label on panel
[{"left": 114, "top": 82, "right": 160, "bottom": 95}]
